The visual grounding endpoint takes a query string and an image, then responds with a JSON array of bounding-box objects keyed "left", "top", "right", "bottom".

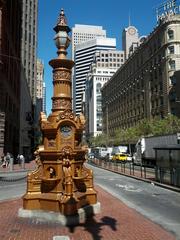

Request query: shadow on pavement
[
  {"left": 68, "top": 215, "right": 117, "bottom": 240},
  {"left": 68, "top": 205, "right": 117, "bottom": 240}
]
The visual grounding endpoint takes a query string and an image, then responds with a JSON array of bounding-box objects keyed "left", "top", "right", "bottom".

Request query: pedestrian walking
[
  {"left": 0, "top": 155, "right": 4, "bottom": 165},
  {"left": 1, "top": 155, "right": 6, "bottom": 167},
  {"left": 19, "top": 154, "right": 25, "bottom": 169},
  {"left": 5, "top": 152, "right": 11, "bottom": 167}
]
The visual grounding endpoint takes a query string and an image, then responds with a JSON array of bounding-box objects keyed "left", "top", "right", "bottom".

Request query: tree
[{"left": 90, "top": 114, "right": 180, "bottom": 147}]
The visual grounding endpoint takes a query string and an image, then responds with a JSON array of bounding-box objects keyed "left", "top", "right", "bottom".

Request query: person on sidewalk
[
  {"left": 1, "top": 155, "right": 6, "bottom": 168},
  {"left": 19, "top": 154, "right": 25, "bottom": 168},
  {"left": 0, "top": 155, "right": 4, "bottom": 165},
  {"left": 5, "top": 152, "right": 11, "bottom": 167}
]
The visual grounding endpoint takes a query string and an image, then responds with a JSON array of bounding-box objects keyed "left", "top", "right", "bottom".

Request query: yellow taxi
[{"left": 112, "top": 153, "right": 128, "bottom": 162}]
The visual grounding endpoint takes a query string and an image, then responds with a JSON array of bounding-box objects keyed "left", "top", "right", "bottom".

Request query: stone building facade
[
  {"left": 102, "top": 15, "right": 180, "bottom": 136},
  {"left": 0, "top": 0, "right": 21, "bottom": 156}
]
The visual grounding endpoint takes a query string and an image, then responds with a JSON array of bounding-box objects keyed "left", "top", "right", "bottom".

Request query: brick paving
[{"left": 0, "top": 185, "right": 176, "bottom": 240}]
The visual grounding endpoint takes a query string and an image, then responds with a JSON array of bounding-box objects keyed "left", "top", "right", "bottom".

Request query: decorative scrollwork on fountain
[
  {"left": 53, "top": 71, "right": 71, "bottom": 80},
  {"left": 53, "top": 99, "right": 72, "bottom": 110},
  {"left": 56, "top": 109, "right": 74, "bottom": 121},
  {"left": 62, "top": 146, "right": 73, "bottom": 156}
]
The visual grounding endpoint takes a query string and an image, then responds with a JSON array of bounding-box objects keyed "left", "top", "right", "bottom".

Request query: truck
[
  {"left": 133, "top": 133, "right": 180, "bottom": 166},
  {"left": 112, "top": 146, "right": 128, "bottom": 155},
  {"left": 91, "top": 147, "right": 113, "bottom": 159}
]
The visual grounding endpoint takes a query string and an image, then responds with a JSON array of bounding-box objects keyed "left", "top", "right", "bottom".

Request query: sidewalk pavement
[
  {"left": 0, "top": 161, "right": 177, "bottom": 240},
  {"left": 0, "top": 160, "right": 36, "bottom": 175},
  {"left": 0, "top": 185, "right": 176, "bottom": 240}
]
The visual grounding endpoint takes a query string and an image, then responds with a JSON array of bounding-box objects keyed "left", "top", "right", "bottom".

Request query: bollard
[
  {"left": 155, "top": 166, "right": 158, "bottom": 181},
  {"left": 140, "top": 164, "right": 143, "bottom": 178},
  {"left": 172, "top": 168, "right": 176, "bottom": 186},
  {"left": 144, "top": 166, "right": 146, "bottom": 179},
  {"left": 9, "top": 157, "right": 14, "bottom": 171},
  {"left": 132, "top": 163, "right": 134, "bottom": 175},
  {"left": 21, "top": 157, "right": 25, "bottom": 169}
]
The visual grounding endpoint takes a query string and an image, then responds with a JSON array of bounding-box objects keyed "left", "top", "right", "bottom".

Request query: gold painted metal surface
[{"left": 22, "top": 9, "right": 97, "bottom": 215}]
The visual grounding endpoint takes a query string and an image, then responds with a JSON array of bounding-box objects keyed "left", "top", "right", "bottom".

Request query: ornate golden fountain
[{"left": 22, "top": 9, "right": 97, "bottom": 216}]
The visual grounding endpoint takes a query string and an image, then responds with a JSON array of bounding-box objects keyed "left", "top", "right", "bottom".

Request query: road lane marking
[{"left": 115, "top": 183, "right": 142, "bottom": 192}]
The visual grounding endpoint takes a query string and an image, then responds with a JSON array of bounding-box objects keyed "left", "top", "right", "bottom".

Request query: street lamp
[{"left": 53, "top": 9, "right": 71, "bottom": 58}]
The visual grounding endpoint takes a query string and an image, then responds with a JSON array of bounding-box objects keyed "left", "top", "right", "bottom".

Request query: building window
[
  {"left": 170, "top": 92, "right": 176, "bottom": 102},
  {"left": 159, "top": 67, "right": 162, "bottom": 76},
  {"left": 96, "top": 83, "right": 102, "bottom": 93},
  {"left": 168, "top": 45, "right": 174, "bottom": 54},
  {"left": 169, "top": 76, "right": 176, "bottom": 85},
  {"left": 160, "top": 97, "right": 164, "bottom": 105},
  {"left": 169, "top": 60, "right": 175, "bottom": 70},
  {"left": 167, "top": 29, "right": 174, "bottom": 40}
]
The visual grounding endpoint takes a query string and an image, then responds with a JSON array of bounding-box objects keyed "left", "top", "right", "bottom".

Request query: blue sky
[{"left": 38, "top": 0, "right": 163, "bottom": 115}]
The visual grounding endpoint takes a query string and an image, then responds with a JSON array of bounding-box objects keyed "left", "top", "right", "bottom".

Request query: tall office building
[
  {"left": 19, "top": 0, "right": 38, "bottom": 158},
  {"left": 122, "top": 25, "right": 139, "bottom": 59},
  {"left": 0, "top": 0, "right": 38, "bottom": 158},
  {"left": 36, "top": 59, "right": 44, "bottom": 99},
  {"left": 74, "top": 38, "right": 116, "bottom": 115},
  {"left": 71, "top": 24, "right": 106, "bottom": 111},
  {"left": 71, "top": 24, "right": 106, "bottom": 60},
  {"left": 85, "top": 49, "right": 124, "bottom": 138},
  {"left": 36, "top": 58, "right": 46, "bottom": 114},
  {"left": 42, "top": 82, "right": 46, "bottom": 114},
  {"left": 21, "top": 0, "right": 38, "bottom": 104},
  {"left": 34, "top": 58, "right": 45, "bottom": 147},
  {"left": 0, "top": 0, "right": 22, "bottom": 157}
]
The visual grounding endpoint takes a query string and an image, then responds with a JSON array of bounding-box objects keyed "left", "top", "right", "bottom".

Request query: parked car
[
  {"left": 112, "top": 153, "right": 128, "bottom": 162},
  {"left": 127, "top": 154, "right": 132, "bottom": 162},
  {"left": 88, "top": 153, "right": 95, "bottom": 160}
]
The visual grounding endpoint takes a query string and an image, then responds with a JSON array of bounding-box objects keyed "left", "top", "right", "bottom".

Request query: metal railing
[{"left": 90, "top": 158, "right": 180, "bottom": 188}]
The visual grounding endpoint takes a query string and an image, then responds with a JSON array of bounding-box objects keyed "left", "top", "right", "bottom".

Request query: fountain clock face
[{"left": 60, "top": 125, "right": 72, "bottom": 138}]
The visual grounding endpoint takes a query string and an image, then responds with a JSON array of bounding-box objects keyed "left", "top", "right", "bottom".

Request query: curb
[
  {"left": 0, "top": 169, "right": 34, "bottom": 182},
  {"left": 0, "top": 175, "right": 27, "bottom": 182}
]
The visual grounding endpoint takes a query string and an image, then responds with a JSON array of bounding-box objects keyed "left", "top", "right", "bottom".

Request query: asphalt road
[{"left": 89, "top": 164, "right": 180, "bottom": 240}]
